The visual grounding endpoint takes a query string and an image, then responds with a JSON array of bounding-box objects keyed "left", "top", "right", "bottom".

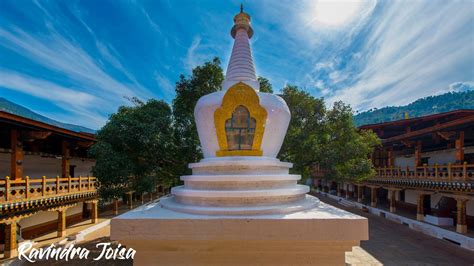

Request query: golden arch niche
[{"left": 214, "top": 82, "right": 267, "bottom": 156}]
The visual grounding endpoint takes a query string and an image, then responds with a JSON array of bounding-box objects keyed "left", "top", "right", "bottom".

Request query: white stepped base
[
  {"left": 160, "top": 194, "right": 319, "bottom": 215},
  {"left": 172, "top": 184, "right": 309, "bottom": 197},
  {"left": 162, "top": 157, "right": 316, "bottom": 216}
]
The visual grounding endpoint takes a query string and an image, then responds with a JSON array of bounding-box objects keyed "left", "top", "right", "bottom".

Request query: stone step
[{"left": 159, "top": 194, "right": 319, "bottom": 215}]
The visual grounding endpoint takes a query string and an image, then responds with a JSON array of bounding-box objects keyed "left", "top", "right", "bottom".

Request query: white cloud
[
  {"left": 184, "top": 36, "right": 202, "bottom": 71},
  {"left": 315, "top": 80, "right": 324, "bottom": 88},
  {"left": 326, "top": 1, "right": 474, "bottom": 110},
  {"left": 0, "top": 71, "right": 96, "bottom": 106},
  {"left": 315, "top": 61, "right": 334, "bottom": 71},
  {"left": 0, "top": 70, "right": 107, "bottom": 127},
  {"left": 0, "top": 27, "right": 148, "bottom": 99},
  {"left": 448, "top": 82, "right": 474, "bottom": 93},
  {"left": 154, "top": 73, "right": 175, "bottom": 99}
]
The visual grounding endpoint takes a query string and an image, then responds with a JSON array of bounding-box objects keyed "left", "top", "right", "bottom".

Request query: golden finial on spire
[{"left": 231, "top": 3, "right": 253, "bottom": 39}]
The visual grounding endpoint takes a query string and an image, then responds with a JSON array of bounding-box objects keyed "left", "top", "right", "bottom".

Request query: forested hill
[
  {"left": 354, "top": 90, "right": 474, "bottom": 126},
  {"left": 0, "top": 97, "right": 95, "bottom": 134}
]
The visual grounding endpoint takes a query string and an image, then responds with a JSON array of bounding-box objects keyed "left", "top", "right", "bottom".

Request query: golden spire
[{"left": 231, "top": 4, "right": 253, "bottom": 38}]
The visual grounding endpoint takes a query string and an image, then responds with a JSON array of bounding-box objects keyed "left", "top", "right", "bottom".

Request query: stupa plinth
[{"left": 111, "top": 6, "right": 368, "bottom": 265}]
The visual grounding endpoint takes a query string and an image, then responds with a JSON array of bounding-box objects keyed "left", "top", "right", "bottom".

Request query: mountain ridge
[{"left": 354, "top": 90, "right": 474, "bottom": 126}]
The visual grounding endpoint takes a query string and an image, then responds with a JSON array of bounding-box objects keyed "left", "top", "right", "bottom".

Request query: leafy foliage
[
  {"left": 354, "top": 90, "right": 474, "bottom": 126},
  {"left": 258, "top": 76, "right": 273, "bottom": 93},
  {"left": 279, "top": 86, "right": 380, "bottom": 183},
  {"left": 172, "top": 57, "right": 224, "bottom": 175},
  {"left": 90, "top": 98, "right": 177, "bottom": 200}
]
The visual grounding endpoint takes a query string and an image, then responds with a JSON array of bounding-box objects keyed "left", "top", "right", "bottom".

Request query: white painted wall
[
  {"left": 18, "top": 202, "right": 83, "bottom": 229},
  {"left": 0, "top": 153, "right": 94, "bottom": 179},
  {"left": 467, "top": 200, "right": 474, "bottom": 216},
  {"left": 386, "top": 190, "right": 400, "bottom": 201},
  {"left": 404, "top": 190, "right": 473, "bottom": 216},
  {"left": 394, "top": 146, "right": 474, "bottom": 168},
  {"left": 404, "top": 190, "right": 420, "bottom": 205}
]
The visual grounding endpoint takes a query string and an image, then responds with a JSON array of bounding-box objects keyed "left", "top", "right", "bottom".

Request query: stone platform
[{"left": 111, "top": 199, "right": 368, "bottom": 265}]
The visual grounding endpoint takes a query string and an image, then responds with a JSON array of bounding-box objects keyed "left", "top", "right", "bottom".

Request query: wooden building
[
  {"left": 317, "top": 110, "right": 474, "bottom": 234},
  {"left": 0, "top": 111, "right": 98, "bottom": 258}
]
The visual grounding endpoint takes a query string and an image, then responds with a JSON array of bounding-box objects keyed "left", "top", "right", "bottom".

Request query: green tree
[
  {"left": 258, "top": 76, "right": 273, "bottom": 93},
  {"left": 279, "top": 86, "right": 380, "bottom": 183},
  {"left": 90, "top": 98, "right": 177, "bottom": 200},
  {"left": 279, "top": 85, "right": 326, "bottom": 179},
  {"left": 172, "top": 57, "right": 224, "bottom": 175},
  {"left": 321, "top": 101, "right": 380, "bottom": 183}
]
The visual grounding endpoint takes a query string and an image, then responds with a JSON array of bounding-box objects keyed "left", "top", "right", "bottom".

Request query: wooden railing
[
  {"left": 375, "top": 162, "right": 474, "bottom": 182},
  {"left": 0, "top": 176, "right": 97, "bottom": 203}
]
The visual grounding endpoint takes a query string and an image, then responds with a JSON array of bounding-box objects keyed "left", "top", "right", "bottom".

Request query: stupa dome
[{"left": 194, "top": 5, "right": 290, "bottom": 159}]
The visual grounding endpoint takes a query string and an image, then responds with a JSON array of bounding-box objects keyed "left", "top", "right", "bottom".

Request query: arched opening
[{"left": 225, "top": 105, "right": 256, "bottom": 151}]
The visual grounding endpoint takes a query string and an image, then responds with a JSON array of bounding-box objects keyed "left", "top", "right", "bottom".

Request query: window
[{"left": 225, "top": 105, "right": 256, "bottom": 150}]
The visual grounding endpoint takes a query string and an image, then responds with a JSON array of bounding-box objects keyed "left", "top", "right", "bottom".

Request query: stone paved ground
[
  {"left": 316, "top": 195, "right": 474, "bottom": 266},
  {"left": 7, "top": 195, "right": 474, "bottom": 265}
]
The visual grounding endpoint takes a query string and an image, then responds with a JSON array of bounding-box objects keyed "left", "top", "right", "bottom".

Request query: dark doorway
[
  {"left": 69, "top": 165, "right": 76, "bottom": 177},
  {"left": 423, "top": 194, "right": 432, "bottom": 215},
  {"left": 399, "top": 190, "right": 405, "bottom": 202}
]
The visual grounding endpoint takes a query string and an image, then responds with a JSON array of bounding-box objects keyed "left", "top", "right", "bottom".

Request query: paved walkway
[{"left": 317, "top": 195, "right": 474, "bottom": 266}]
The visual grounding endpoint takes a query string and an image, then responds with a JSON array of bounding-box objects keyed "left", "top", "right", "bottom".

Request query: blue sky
[{"left": 0, "top": 0, "right": 473, "bottom": 129}]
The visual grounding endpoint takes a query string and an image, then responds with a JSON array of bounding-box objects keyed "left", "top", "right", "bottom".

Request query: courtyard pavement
[
  {"left": 6, "top": 195, "right": 474, "bottom": 265},
  {"left": 317, "top": 194, "right": 474, "bottom": 266}
]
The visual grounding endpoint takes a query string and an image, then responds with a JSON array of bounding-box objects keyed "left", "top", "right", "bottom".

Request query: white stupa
[
  {"left": 111, "top": 7, "right": 368, "bottom": 265},
  {"left": 159, "top": 6, "right": 318, "bottom": 216}
]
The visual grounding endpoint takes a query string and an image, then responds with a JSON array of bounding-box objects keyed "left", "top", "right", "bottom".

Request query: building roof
[
  {"left": 358, "top": 109, "right": 474, "bottom": 145},
  {"left": 0, "top": 111, "right": 96, "bottom": 142},
  {"left": 359, "top": 109, "right": 474, "bottom": 130}
]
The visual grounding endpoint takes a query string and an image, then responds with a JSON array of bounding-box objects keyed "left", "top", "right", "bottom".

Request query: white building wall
[
  {"left": 467, "top": 201, "right": 474, "bottom": 216},
  {"left": 0, "top": 153, "right": 94, "bottom": 179},
  {"left": 19, "top": 202, "right": 83, "bottom": 229},
  {"left": 404, "top": 189, "right": 473, "bottom": 216},
  {"left": 404, "top": 190, "right": 420, "bottom": 205},
  {"left": 394, "top": 146, "right": 474, "bottom": 168},
  {"left": 70, "top": 158, "right": 94, "bottom": 176}
]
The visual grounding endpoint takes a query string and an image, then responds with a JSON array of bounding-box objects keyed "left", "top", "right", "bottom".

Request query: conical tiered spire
[{"left": 222, "top": 5, "right": 260, "bottom": 91}]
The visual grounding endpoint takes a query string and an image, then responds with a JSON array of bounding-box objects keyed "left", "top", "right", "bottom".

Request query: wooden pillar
[
  {"left": 414, "top": 141, "right": 422, "bottom": 167},
  {"left": 61, "top": 141, "right": 70, "bottom": 178},
  {"left": 416, "top": 194, "right": 425, "bottom": 221},
  {"left": 128, "top": 192, "right": 133, "bottom": 209},
  {"left": 456, "top": 199, "right": 468, "bottom": 234},
  {"left": 90, "top": 200, "right": 98, "bottom": 224},
  {"left": 10, "top": 129, "right": 23, "bottom": 180},
  {"left": 455, "top": 131, "right": 464, "bottom": 163},
  {"left": 336, "top": 184, "right": 341, "bottom": 197},
  {"left": 387, "top": 147, "right": 394, "bottom": 167},
  {"left": 357, "top": 185, "right": 363, "bottom": 203},
  {"left": 370, "top": 187, "right": 377, "bottom": 207},
  {"left": 4, "top": 222, "right": 18, "bottom": 258},
  {"left": 141, "top": 193, "right": 144, "bottom": 204},
  {"left": 57, "top": 209, "right": 67, "bottom": 237},
  {"left": 345, "top": 184, "right": 350, "bottom": 199},
  {"left": 113, "top": 198, "right": 119, "bottom": 215},
  {"left": 389, "top": 190, "right": 396, "bottom": 213}
]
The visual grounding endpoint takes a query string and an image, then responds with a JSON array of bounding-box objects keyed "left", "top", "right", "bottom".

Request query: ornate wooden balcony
[
  {"left": 365, "top": 163, "right": 474, "bottom": 193},
  {"left": 0, "top": 176, "right": 98, "bottom": 222}
]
